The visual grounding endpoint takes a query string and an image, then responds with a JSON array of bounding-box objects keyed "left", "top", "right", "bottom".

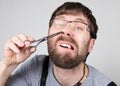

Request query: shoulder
[
  {"left": 85, "top": 65, "right": 116, "bottom": 86},
  {"left": 88, "top": 65, "right": 110, "bottom": 81}
]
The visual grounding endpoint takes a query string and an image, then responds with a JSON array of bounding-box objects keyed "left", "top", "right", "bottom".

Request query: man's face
[{"left": 47, "top": 14, "right": 94, "bottom": 69}]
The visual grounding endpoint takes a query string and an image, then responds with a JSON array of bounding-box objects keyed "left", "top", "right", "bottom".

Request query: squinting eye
[
  {"left": 57, "top": 23, "right": 64, "bottom": 28},
  {"left": 74, "top": 26, "right": 84, "bottom": 31},
  {"left": 55, "top": 20, "right": 65, "bottom": 28}
]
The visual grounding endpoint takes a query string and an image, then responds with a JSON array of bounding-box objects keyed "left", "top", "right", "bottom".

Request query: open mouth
[{"left": 60, "top": 43, "right": 74, "bottom": 50}]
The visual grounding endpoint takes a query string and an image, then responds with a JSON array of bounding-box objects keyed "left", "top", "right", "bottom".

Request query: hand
[{"left": 3, "top": 34, "right": 36, "bottom": 66}]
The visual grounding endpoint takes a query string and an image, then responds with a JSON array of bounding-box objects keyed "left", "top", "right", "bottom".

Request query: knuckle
[
  {"left": 18, "top": 33, "right": 25, "bottom": 37},
  {"left": 18, "top": 33, "right": 28, "bottom": 41},
  {"left": 11, "top": 36, "right": 17, "bottom": 42}
]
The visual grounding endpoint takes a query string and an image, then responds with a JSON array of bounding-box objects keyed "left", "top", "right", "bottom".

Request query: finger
[
  {"left": 24, "top": 41, "right": 31, "bottom": 48},
  {"left": 11, "top": 36, "right": 24, "bottom": 48},
  {"left": 5, "top": 40, "right": 20, "bottom": 53},
  {"left": 19, "top": 46, "right": 36, "bottom": 58},
  {"left": 24, "top": 35, "right": 35, "bottom": 47},
  {"left": 27, "top": 36, "right": 35, "bottom": 42},
  {"left": 29, "top": 47, "right": 36, "bottom": 53},
  {"left": 18, "top": 34, "right": 29, "bottom": 42},
  {"left": 18, "top": 34, "right": 32, "bottom": 47}
]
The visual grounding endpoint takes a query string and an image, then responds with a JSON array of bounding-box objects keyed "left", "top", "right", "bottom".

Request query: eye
[
  {"left": 57, "top": 23, "right": 64, "bottom": 28},
  {"left": 75, "top": 26, "right": 84, "bottom": 31},
  {"left": 55, "top": 20, "right": 65, "bottom": 28}
]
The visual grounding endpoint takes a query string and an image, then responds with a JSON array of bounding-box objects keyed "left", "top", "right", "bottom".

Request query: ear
[{"left": 88, "top": 39, "right": 95, "bottom": 52}]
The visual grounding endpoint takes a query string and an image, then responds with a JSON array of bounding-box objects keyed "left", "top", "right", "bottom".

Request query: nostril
[
  {"left": 61, "top": 31, "right": 71, "bottom": 36},
  {"left": 66, "top": 33, "right": 70, "bottom": 36}
]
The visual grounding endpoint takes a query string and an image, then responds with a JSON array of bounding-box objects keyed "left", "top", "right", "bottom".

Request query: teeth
[{"left": 60, "top": 43, "right": 71, "bottom": 49}]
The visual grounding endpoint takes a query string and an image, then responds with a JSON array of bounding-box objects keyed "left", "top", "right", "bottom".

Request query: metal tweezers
[{"left": 31, "top": 31, "right": 63, "bottom": 48}]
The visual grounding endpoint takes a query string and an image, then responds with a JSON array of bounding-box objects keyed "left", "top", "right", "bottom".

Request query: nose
[
  {"left": 61, "top": 22, "right": 74, "bottom": 37},
  {"left": 63, "top": 24, "right": 73, "bottom": 36},
  {"left": 62, "top": 27, "right": 73, "bottom": 37},
  {"left": 66, "top": 32, "right": 71, "bottom": 36}
]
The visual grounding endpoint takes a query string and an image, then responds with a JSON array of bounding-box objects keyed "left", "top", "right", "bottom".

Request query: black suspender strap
[
  {"left": 107, "top": 81, "right": 117, "bottom": 86},
  {"left": 40, "top": 56, "right": 49, "bottom": 86}
]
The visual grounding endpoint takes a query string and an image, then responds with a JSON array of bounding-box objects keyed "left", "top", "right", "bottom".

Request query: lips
[
  {"left": 55, "top": 35, "right": 76, "bottom": 51},
  {"left": 60, "top": 43, "right": 74, "bottom": 50},
  {"left": 57, "top": 40, "right": 75, "bottom": 51}
]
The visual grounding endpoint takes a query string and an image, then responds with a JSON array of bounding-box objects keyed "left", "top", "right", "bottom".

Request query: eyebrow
[
  {"left": 55, "top": 16, "right": 87, "bottom": 23},
  {"left": 55, "top": 16, "right": 64, "bottom": 19},
  {"left": 75, "top": 18, "right": 86, "bottom": 23}
]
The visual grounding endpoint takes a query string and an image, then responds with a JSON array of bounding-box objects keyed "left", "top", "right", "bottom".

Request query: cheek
[
  {"left": 76, "top": 35, "right": 90, "bottom": 53},
  {"left": 76, "top": 32, "right": 91, "bottom": 43},
  {"left": 48, "top": 39, "right": 55, "bottom": 46},
  {"left": 49, "top": 26, "right": 58, "bottom": 33},
  {"left": 47, "top": 37, "right": 57, "bottom": 50}
]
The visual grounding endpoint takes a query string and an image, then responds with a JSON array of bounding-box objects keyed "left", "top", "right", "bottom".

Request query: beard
[{"left": 47, "top": 35, "right": 89, "bottom": 69}]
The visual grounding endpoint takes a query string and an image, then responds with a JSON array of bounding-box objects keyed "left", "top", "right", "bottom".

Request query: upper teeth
[{"left": 61, "top": 44, "right": 71, "bottom": 49}]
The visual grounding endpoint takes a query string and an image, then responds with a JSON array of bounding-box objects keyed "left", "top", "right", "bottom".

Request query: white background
[{"left": 0, "top": 0, "right": 120, "bottom": 85}]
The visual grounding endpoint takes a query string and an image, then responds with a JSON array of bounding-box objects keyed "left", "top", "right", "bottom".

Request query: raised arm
[{"left": 0, "top": 34, "right": 36, "bottom": 86}]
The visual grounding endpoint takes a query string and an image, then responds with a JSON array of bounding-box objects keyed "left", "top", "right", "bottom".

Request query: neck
[{"left": 53, "top": 62, "right": 88, "bottom": 86}]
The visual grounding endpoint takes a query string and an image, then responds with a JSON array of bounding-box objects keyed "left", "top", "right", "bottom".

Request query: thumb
[{"left": 29, "top": 47, "right": 36, "bottom": 53}]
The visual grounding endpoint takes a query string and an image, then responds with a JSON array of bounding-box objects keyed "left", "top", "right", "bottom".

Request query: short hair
[{"left": 49, "top": 2, "right": 98, "bottom": 39}]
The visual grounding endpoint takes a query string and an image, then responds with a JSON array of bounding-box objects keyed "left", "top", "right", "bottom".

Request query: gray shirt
[{"left": 6, "top": 55, "right": 114, "bottom": 86}]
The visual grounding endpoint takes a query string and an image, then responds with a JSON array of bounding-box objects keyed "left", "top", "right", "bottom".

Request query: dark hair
[{"left": 49, "top": 2, "right": 98, "bottom": 39}]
